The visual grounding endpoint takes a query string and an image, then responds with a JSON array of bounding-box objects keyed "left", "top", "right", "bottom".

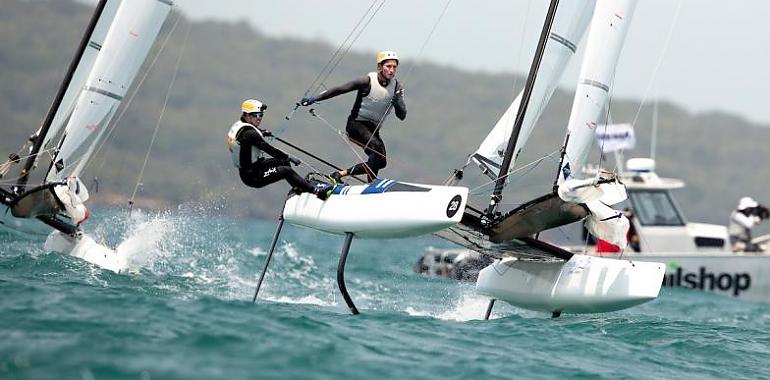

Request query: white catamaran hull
[
  {"left": 45, "top": 231, "right": 128, "bottom": 273},
  {"left": 283, "top": 180, "right": 468, "bottom": 238},
  {"left": 476, "top": 255, "right": 665, "bottom": 314}
]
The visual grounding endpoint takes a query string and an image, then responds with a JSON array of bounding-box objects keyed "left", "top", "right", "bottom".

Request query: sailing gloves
[
  {"left": 287, "top": 157, "right": 301, "bottom": 166},
  {"left": 391, "top": 87, "right": 405, "bottom": 105},
  {"left": 300, "top": 96, "right": 316, "bottom": 106}
]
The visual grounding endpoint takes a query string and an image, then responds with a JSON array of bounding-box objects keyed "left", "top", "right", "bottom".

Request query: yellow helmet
[
  {"left": 376, "top": 50, "right": 399, "bottom": 65},
  {"left": 241, "top": 99, "right": 267, "bottom": 114}
]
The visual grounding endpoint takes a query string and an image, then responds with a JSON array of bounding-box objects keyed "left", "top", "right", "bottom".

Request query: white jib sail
[
  {"left": 46, "top": 0, "right": 172, "bottom": 183},
  {"left": 36, "top": 0, "right": 122, "bottom": 164},
  {"left": 557, "top": 0, "right": 638, "bottom": 185},
  {"left": 470, "top": 1, "right": 596, "bottom": 178}
]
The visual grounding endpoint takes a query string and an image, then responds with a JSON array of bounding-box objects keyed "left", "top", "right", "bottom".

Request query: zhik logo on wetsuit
[{"left": 263, "top": 167, "right": 278, "bottom": 177}]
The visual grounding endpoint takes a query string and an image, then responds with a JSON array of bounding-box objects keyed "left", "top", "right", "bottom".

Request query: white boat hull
[
  {"left": 476, "top": 255, "right": 665, "bottom": 314},
  {"left": 45, "top": 231, "right": 128, "bottom": 274},
  {"left": 283, "top": 179, "right": 468, "bottom": 238}
]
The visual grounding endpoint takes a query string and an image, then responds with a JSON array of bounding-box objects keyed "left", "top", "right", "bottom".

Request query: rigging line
[
  {"left": 630, "top": 0, "right": 683, "bottom": 128},
  {"left": 83, "top": 10, "right": 184, "bottom": 176},
  {"left": 308, "top": 109, "right": 375, "bottom": 177},
  {"left": 280, "top": 0, "right": 386, "bottom": 124},
  {"left": 511, "top": 0, "right": 534, "bottom": 96},
  {"left": 360, "top": 0, "right": 453, "bottom": 160},
  {"left": 467, "top": 149, "right": 561, "bottom": 194},
  {"left": 500, "top": 0, "right": 535, "bottom": 139},
  {"left": 304, "top": 0, "right": 383, "bottom": 96},
  {"left": 311, "top": 0, "right": 387, "bottom": 97},
  {"left": 0, "top": 147, "right": 57, "bottom": 178},
  {"left": 399, "top": 0, "right": 453, "bottom": 82},
  {"left": 128, "top": 20, "right": 192, "bottom": 213},
  {"left": 596, "top": 78, "right": 617, "bottom": 173},
  {"left": 455, "top": 0, "right": 534, "bottom": 174},
  {"left": 272, "top": 136, "right": 366, "bottom": 184},
  {"left": 313, "top": 110, "right": 415, "bottom": 177},
  {"left": 308, "top": 108, "right": 420, "bottom": 178}
]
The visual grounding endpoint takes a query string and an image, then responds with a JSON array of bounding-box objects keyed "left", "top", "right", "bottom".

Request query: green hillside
[{"left": 1, "top": 0, "right": 768, "bottom": 225}]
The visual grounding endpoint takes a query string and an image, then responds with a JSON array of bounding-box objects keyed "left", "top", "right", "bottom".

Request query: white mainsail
[
  {"left": 471, "top": 1, "right": 596, "bottom": 178},
  {"left": 46, "top": 0, "right": 172, "bottom": 182},
  {"left": 439, "top": 0, "right": 663, "bottom": 316},
  {"left": 557, "top": 0, "right": 638, "bottom": 185},
  {"left": 556, "top": 0, "right": 638, "bottom": 247},
  {"left": 35, "top": 0, "right": 122, "bottom": 165}
]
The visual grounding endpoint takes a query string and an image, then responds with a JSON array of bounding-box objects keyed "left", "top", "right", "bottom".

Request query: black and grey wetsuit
[
  {"left": 230, "top": 119, "right": 315, "bottom": 193},
  {"left": 314, "top": 72, "right": 406, "bottom": 181}
]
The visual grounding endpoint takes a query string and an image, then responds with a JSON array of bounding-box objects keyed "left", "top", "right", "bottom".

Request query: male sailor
[
  {"left": 228, "top": 99, "right": 331, "bottom": 200},
  {"left": 728, "top": 196, "right": 768, "bottom": 252},
  {"left": 299, "top": 51, "right": 407, "bottom": 183}
]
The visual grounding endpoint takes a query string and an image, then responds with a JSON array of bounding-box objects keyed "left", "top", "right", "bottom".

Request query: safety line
[{"left": 128, "top": 20, "right": 191, "bottom": 213}]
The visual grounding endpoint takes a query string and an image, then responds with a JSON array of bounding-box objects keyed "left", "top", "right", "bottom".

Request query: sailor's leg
[
  {"left": 278, "top": 167, "right": 316, "bottom": 193},
  {"left": 247, "top": 159, "right": 315, "bottom": 193},
  {"left": 345, "top": 119, "right": 378, "bottom": 182},
  {"left": 366, "top": 133, "right": 387, "bottom": 177},
  {"left": 252, "top": 215, "right": 285, "bottom": 302},
  {"left": 338, "top": 232, "right": 359, "bottom": 315}
]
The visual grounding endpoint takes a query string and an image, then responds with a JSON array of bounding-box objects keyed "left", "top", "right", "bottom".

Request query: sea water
[{"left": 1, "top": 206, "right": 769, "bottom": 380}]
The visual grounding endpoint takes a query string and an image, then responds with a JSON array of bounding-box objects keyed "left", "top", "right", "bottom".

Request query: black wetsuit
[
  {"left": 236, "top": 126, "right": 314, "bottom": 193},
  {"left": 315, "top": 75, "right": 407, "bottom": 181}
]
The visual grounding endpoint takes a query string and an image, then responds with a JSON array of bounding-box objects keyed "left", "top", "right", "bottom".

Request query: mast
[
  {"left": 486, "top": 0, "right": 560, "bottom": 218},
  {"left": 16, "top": 0, "right": 108, "bottom": 193},
  {"left": 651, "top": 99, "right": 658, "bottom": 160}
]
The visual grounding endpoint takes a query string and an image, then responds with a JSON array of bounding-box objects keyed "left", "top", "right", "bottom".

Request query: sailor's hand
[
  {"left": 261, "top": 129, "right": 273, "bottom": 137},
  {"left": 392, "top": 88, "right": 404, "bottom": 105},
  {"left": 287, "top": 157, "right": 301, "bottom": 166},
  {"left": 300, "top": 96, "right": 316, "bottom": 107}
]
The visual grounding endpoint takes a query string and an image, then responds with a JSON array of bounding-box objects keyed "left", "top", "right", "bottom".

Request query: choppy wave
[{"left": 2, "top": 207, "right": 770, "bottom": 379}]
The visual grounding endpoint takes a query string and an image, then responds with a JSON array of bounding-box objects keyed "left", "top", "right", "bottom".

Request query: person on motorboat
[
  {"left": 728, "top": 196, "right": 768, "bottom": 252},
  {"left": 227, "top": 99, "right": 332, "bottom": 200},
  {"left": 299, "top": 51, "right": 407, "bottom": 183}
]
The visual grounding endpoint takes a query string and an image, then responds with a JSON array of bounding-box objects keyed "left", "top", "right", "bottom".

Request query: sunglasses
[{"left": 249, "top": 112, "right": 264, "bottom": 118}]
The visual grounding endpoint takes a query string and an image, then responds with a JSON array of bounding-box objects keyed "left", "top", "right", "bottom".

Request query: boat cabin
[{"left": 610, "top": 158, "right": 728, "bottom": 253}]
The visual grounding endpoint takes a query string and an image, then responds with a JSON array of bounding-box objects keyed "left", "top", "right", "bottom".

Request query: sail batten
[
  {"left": 46, "top": 0, "right": 172, "bottom": 182},
  {"left": 558, "top": 0, "right": 638, "bottom": 185},
  {"left": 33, "top": 0, "right": 122, "bottom": 179}
]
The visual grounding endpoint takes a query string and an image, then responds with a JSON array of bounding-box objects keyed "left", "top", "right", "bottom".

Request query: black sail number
[{"left": 446, "top": 195, "right": 462, "bottom": 218}]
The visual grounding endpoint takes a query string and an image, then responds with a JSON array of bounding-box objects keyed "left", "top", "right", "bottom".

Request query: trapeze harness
[
  {"left": 227, "top": 120, "right": 314, "bottom": 192},
  {"left": 315, "top": 72, "right": 406, "bottom": 182}
]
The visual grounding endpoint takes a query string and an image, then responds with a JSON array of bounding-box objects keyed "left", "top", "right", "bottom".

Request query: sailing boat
[
  {"left": 433, "top": 0, "right": 665, "bottom": 316},
  {"left": 250, "top": 0, "right": 663, "bottom": 317},
  {"left": 0, "top": 0, "right": 172, "bottom": 273}
]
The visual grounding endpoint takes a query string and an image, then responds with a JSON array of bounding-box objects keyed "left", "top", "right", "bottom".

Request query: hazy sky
[{"left": 168, "top": 0, "right": 770, "bottom": 125}]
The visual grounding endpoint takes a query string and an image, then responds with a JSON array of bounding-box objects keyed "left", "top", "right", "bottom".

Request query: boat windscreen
[{"left": 628, "top": 190, "right": 684, "bottom": 226}]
